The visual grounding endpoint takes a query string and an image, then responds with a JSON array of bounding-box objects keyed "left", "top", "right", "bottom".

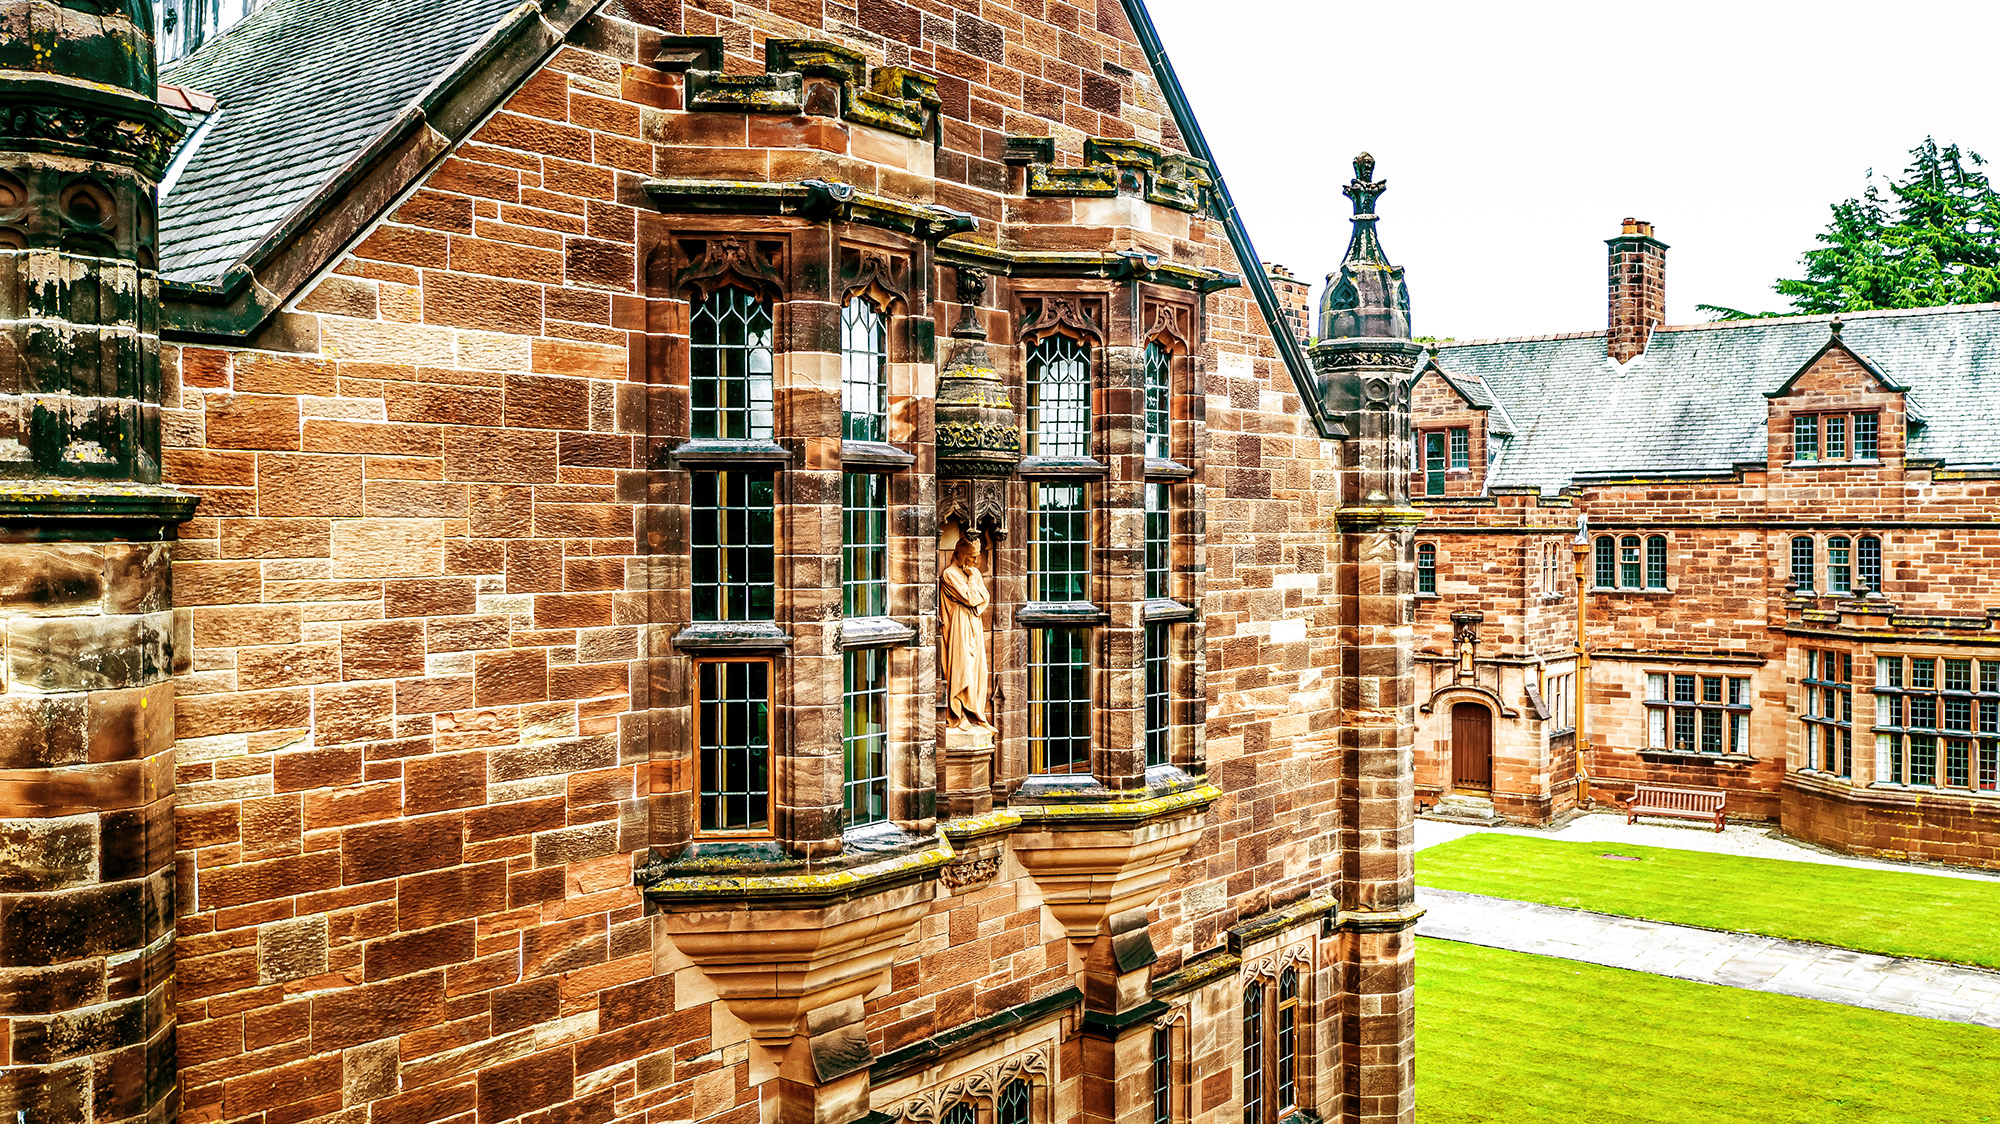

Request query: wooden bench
[{"left": 1623, "top": 784, "right": 1727, "bottom": 832}]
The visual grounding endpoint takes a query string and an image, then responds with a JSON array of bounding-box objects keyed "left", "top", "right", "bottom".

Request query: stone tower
[
  {"left": 1311, "top": 153, "right": 1422, "bottom": 1124},
  {"left": 0, "top": 3, "right": 194, "bottom": 1123}
]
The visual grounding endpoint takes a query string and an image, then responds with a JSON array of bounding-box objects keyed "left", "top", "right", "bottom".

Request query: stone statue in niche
[{"left": 939, "top": 529, "right": 992, "bottom": 730}]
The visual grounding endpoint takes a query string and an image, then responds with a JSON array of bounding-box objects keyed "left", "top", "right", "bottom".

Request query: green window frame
[
  {"left": 1424, "top": 432, "right": 1446, "bottom": 496},
  {"left": 1029, "top": 627, "right": 1090, "bottom": 775},
  {"left": 1146, "top": 622, "right": 1170, "bottom": 768},
  {"left": 842, "top": 647, "right": 889, "bottom": 828},
  {"left": 1144, "top": 340, "right": 1172, "bottom": 461},
  {"left": 1417, "top": 543, "right": 1436, "bottom": 594},
  {"left": 841, "top": 471, "right": 888, "bottom": 618},
  {"left": 841, "top": 295, "right": 888, "bottom": 441},
  {"left": 692, "top": 470, "right": 775, "bottom": 622},
  {"left": 697, "top": 659, "right": 772, "bottom": 833},
  {"left": 1031, "top": 482, "right": 1089, "bottom": 603}
]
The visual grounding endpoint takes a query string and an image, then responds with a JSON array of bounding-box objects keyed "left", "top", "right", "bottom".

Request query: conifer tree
[{"left": 1700, "top": 138, "right": 2000, "bottom": 319}]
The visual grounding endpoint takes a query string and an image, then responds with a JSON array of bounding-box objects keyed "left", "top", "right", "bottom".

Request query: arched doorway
[{"left": 1451, "top": 702, "right": 1493, "bottom": 792}]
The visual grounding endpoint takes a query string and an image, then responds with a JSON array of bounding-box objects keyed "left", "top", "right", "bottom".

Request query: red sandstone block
[
  {"left": 364, "top": 921, "right": 476, "bottom": 982},
  {"left": 342, "top": 814, "right": 465, "bottom": 885},
  {"left": 398, "top": 862, "right": 509, "bottom": 931},
  {"left": 397, "top": 675, "right": 477, "bottom": 716},
  {"left": 302, "top": 780, "right": 403, "bottom": 833},
  {"left": 371, "top": 1079, "right": 477, "bottom": 1124},
  {"left": 465, "top": 796, "right": 565, "bottom": 844},
  {"left": 314, "top": 682, "right": 397, "bottom": 745},
  {"left": 476, "top": 1049, "right": 576, "bottom": 1124},
  {"left": 475, "top": 650, "right": 549, "bottom": 707},
  {"left": 207, "top": 393, "right": 301, "bottom": 450},
  {"left": 310, "top": 969, "right": 446, "bottom": 1053},
  {"left": 404, "top": 752, "right": 488, "bottom": 815},
  {"left": 200, "top": 851, "right": 341, "bottom": 912},
  {"left": 444, "top": 428, "right": 558, "bottom": 483},
  {"left": 341, "top": 620, "right": 428, "bottom": 681},
  {"left": 444, "top": 949, "right": 520, "bottom": 998}
]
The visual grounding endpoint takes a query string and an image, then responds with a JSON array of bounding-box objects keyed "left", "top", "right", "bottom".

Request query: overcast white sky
[{"left": 1145, "top": 0, "right": 2000, "bottom": 341}]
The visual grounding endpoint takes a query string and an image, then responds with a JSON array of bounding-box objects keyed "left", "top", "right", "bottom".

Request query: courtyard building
[
  {"left": 0, "top": 3, "right": 1421, "bottom": 1124},
  {"left": 1411, "top": 216, "right": 2000, "bottom": 869}
]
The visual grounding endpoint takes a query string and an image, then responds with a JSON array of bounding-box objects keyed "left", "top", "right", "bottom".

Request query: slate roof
[
  {"left": 158, "top": 0, "right": 531, "bottom": 285},
  {"left": 1432, "top": 304, "right": 2000, "bottom": 495}
]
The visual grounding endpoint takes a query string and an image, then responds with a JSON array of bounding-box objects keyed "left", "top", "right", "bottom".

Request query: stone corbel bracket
[
  {"left": 1007, "top": 781, "right": 1221, "bottom": 949},
  {"left": 1004, "top": 135, "right": 1214, "bottom": 214},
  {"left": 656, "top": 36, "right": 940, "bottom": 139},
  {"left": 641, "top": 835, "right": 953, "bottom": 1047}
]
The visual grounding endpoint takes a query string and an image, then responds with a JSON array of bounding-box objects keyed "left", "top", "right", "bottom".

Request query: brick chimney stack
[{"left": 1606, "top": 218, "right": 1669, "bottom": 362}]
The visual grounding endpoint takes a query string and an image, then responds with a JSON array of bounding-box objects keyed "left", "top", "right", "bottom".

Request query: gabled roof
[
  {"left": 1415, "top": 358, "right": 1515, "bottom": 436},
  {"left": 1433, "top": 304, "right": 2000, "bottom": 494},
  {"left": 158, "top": 0, "right": 601, "bottom": 337}
]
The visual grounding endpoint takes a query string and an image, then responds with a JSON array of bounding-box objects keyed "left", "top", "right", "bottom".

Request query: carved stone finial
[
  {"left": 1317, "top": 150, "right": 1410, "bottom": 341},
  {"left": 953, "top": 266, "right": 988, "bottom": 339},
  {"left": 1830, "top": 315, "right": 1844, "bottom": 339}
]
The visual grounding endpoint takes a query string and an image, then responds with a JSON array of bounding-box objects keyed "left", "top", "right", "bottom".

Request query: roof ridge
[
  {"left": 1436, "top": 329, "right": 1605, "bottom": 348},
  {"left": 1439, "top": 302, "right": 2000, "bottom": 351}
]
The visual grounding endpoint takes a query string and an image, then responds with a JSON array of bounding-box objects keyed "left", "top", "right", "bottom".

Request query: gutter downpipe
[{"left": 1117, "top": 0, "right": 1335, "bottom": 439}]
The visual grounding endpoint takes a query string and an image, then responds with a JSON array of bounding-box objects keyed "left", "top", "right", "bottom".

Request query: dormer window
[{"left": 1792, "top": 411, "right": 1880, "bottom": 463}]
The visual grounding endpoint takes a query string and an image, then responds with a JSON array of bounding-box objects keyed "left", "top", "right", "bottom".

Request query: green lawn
[
  {"left": 1419, "top": 938, "right": 2000, "bottom": 1123},
  {"left": 1417, "top": 834, "right": 2000, "bottom": 968}
]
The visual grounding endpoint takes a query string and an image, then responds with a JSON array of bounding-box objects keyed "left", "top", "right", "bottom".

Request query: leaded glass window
[
  {"left": 1828, "top": 536, "right": 1851, "bottom": 594},
  {"left": 1854, "top": 412, "right": 1879, "bottom": 459},
  {"left": 1619, "top": 535, "right": 1642, "bottom": 589},
  {"left": 691, "top": 288, "right": 775, "bottom": 440},
  {"left": 1153, "top": 1025, "right": 1173, "bottom": 1124},
  {"left": 1594, "top": 536, "right": 1615, "bottom": 588},
  {"left": 1424, "top": 433, "right": 1446, "bottom": 496},
  {"left": 1242, "top": 983, "right": 1263, "bottom": 1124},
  {"left": 1793, "top": 414, "right": 1818, "bottom": 461},
  {"left": 1146, "top": 622, "right": 1170, "bottom": 768},
  {"left": 842, "top": 647, "right": 888, "bottom": 828},
  {"left": 1790, "top": 536, "right": 1815, "bottom": 592},
  {"left": 1029, "top": 628, "right": 1090, "bottom": 775},
  {"left": 698, "top": 660, "right": 770, "bottom": 832},
  {"left": 1645, "top": 671, "right": 1752, "bottom": 755},
  {"left": 1875, "top": 652, "right": 1997, "bottom": 788},
  {"left": 1031, "top": 483, "right": 1089, "bottom": 603},
  {"left": 941, "top": 1103, "right": 974, "bottom": 1124},
  {"left": 1145, "top": 341, "right": 1172, "bottom": 461},
  {"left": 1449, "top": 427, "right": 1469, "bottom": 468},
  {"left": 998, "top": 1081, "right": 1031, "bottom": 1124},
  {"left": 1027, "top": 335, "right": 1091, "bottom": 456},
  {"left": 692, "top": 471, "right": 774, "bottom": 621},
  {"left": 1858, "top": 535, "right": 1883, "bottom": 592},
  {"left": 1418, "top": 543, "right": 1437, "bottom": 595},
  {"left": 842, "top": 472, "right": 888, "bottom": 617},
  {"left": 1825, "top": 414, "right": 1847, "bottom": 459},
  {"left": 841, "top": 296, "right": 888, "bottom": 441},
  {"left": 1645, "top": 534, "right": 1668, "bottom": 589},
  {"left": 1146, "top": 482, "right": 1170, "bottom": 601},
  {"left": 1276, "top": 968, "right": 1299, "bottom": 1114}
]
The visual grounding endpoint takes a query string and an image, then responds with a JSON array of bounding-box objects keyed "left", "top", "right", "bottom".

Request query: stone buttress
[
  {"left": 0, "top": 3, "right": 195, "bottom": 1123},
  {"left": 1312, "top": 154, "right": 1422, "bottom": 1124}
]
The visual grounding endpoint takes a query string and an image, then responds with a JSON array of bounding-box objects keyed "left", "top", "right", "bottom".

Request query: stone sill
[
  {"left": 639, "top": 823, "right": 952, "bottom": 906},
  {"left": 1145, "top": 457, "right": 1195, "bottom": 480},
  {"left": 1143, "top": 598, "right": 1194, "bottom": 622},
  {"left": 1588, "top": 586, "right": 1673, "bottom": 596},
  {"left": 1019, "top": 455, "right": 1108, "bottom": 478},
  {"left": 840, "top": 439, "right": 915, "bottom": 470},
  {"left": 838, "top": 616, "right": 915, "bottom": 649},
  {"left": 669, "top": 438, "right": 792, "bottom": 467},
  {"left": 673, "top": 621, "right": 788, "bottom": 650},
  {"left": 1017, "top": 601, "right": 1108, "bottom": 626},
  {"left": 1637, "top": 750, "right": 1756, "bottom": 766},
  {"left": 1784, "top": 459, "right": 1883, "bottom": 469}
]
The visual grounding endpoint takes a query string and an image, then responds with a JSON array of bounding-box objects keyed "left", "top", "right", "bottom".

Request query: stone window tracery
[
  {"left": 997, "top": 1081, "right": 1031, "bottom": 1124},
  {"left": 1027, "top": 334, "right": 1092, "bottom": 457},
  {"left": 691, "top": 287, "right": 776, "bottom": 440},
  {"left": 842, "top": 296, "right": 889, "bottom": 441}
]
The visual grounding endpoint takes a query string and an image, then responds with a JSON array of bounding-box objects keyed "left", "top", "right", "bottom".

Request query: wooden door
[{"left": 1451, "top": 702, "right": 1493, "bottom": 791}]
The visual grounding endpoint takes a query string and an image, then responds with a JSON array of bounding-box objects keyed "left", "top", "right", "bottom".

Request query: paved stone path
[{"left": 1417, "top": 887, "right": 2000, "bottom": 1028}]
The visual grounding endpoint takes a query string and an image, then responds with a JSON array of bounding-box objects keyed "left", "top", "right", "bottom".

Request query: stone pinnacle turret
[{"left": 1319, "top": 152, "right": 1412, "bottom": 342}]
